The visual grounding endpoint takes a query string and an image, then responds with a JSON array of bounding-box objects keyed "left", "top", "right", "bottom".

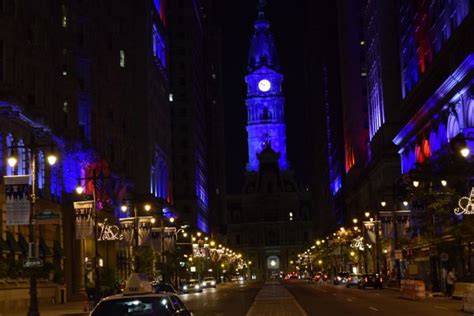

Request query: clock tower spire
[{"left": 245, "top": 2, "right": 288, "bottom": 171}]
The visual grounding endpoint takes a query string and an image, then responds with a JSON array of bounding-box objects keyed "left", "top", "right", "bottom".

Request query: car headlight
[
  {"left": 183, "top": 285, "right": 188, "bottom": 290},
  {"left": 211, "top": 281, "right": 216, "bottom": 285},
  {"left": 195, "top": 284, "right": 200, "bottom": 289},
  {"left": 202, "top": 283, "right": 206, "bottom": 286},
  {"left": 337, "top": 277, "right": 341, "bottom": 281}
]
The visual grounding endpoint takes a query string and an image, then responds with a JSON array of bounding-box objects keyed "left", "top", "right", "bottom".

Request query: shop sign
[{"left": 454, "top": 188, "right": 474, "bottom": 215}]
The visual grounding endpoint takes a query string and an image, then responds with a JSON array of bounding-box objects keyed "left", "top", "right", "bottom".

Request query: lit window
[
  {"left": 120, "top": 49, "right": 125, "bottom": 68},
  {"left": 360, "top": 40, "right": 365, "bottom": 45},
  {"left": 61, "top": 5, "right": 68, "bottom": 28},
  {"left": 63, "top": 101, "right": 68, "bottom": 113},
  {"left": 169, "top": 93, "right": 174, "bottom": 102},
  {"left": 361, "top": 72, "right": 367, "bottom": 77}
]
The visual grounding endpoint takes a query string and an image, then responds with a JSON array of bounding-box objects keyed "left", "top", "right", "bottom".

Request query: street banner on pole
[
  {"left": 138, "top": 217, "right": 153, "bottom": 246},
  {"left": 74, "top": 200, "right": 94, "bottom": 239},
  {"left": 4, "top": 175, "right": 31, "bottom": 225},
  {"left": 119, "top": 218, "right": 135, "bottom": 245}
]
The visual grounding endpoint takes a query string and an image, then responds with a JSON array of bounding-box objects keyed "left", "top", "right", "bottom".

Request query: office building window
[{"left": 120, "top": 49, "right": 125, "bottom": 68}]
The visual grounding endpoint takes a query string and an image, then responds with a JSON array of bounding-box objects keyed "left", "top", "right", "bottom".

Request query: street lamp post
[
  {"left": 120, "top": 201, "right": 156, "bottom": 274},
  {"left": 75, "top": 170, "right": 104, "bottom": 305},
  {"left": 7, "top": 134, "right": 58, "bottom": 316}
]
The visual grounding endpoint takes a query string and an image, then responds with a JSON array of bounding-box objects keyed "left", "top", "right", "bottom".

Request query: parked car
[
  {"left": 151, "top": 282, "right": 178, "bottom": 294},
  {"left": 346, "top": 273, "right": 363, "bottom": 288},
  {"left": 91, "top": 273, "right": 192, "bottom": 316},
  {"left": 180, "top": 279, "right": 203, "bottom": 293},
  {"left": 201, "top": 277, "right": 217, "bottom": 288},
  {"left": 334, "top": 272, "right": 350, "bottom": 285},
  {"left": 359, "top": 273, "right": 383, "bottom": 289}
]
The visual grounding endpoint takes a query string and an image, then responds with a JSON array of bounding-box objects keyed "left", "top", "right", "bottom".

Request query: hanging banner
[
  {"left": 74, "top": 201, "right": 94, "bottom": 239},
  {"left": 138, "top": 217, "right": 153, "bottom": 246},
  {"left": 4, "top": 175, "right": 31, "bottom": 225},
  {"left": 151, "top": 227, "right": 176, "bottom": 253},
  {"left": 119, "top": 218, "right": 135, "bottom": 245}
]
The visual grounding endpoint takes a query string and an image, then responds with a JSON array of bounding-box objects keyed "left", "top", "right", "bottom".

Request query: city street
[
  {"left": 181, "top": 281, "right": 262, "bottom": 316},
  {"left": 284, "top": 280, "right": 464, "bottom": 316}
]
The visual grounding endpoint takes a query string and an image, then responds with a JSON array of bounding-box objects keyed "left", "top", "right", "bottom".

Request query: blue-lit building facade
[
  {"left": 391, "top": 1, "right": 474, "bottom": 289},
  {"left": 0, "top": 0, "right": 173, "bottom": 307},
  {"left": 227, "top": 6, "right": 313, "bottom": 280}
]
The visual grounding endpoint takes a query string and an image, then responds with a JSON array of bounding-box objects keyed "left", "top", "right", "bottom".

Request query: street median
[{"left": 246, "top": 281, "right": 307, "bottom": 316}]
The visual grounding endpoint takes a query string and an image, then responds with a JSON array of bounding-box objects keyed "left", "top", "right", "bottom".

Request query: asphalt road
[
  {"left": 180, "top": 281, "right": 262, "bottom": 316},
  {"left": 284, "top": 280, "right": 464, "bottom": 316}
]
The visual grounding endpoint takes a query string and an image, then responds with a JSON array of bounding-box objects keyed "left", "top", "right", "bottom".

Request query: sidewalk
[
  {"left": 246, "top": 281, "right": 307, "bottom": 316},
  {"left": 4, "top": 301, "right": 88, "bottom": 316}
]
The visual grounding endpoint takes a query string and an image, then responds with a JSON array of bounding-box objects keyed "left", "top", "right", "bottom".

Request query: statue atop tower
[{"left": 245, "top": 1, "right": 288, "bottom": 172}]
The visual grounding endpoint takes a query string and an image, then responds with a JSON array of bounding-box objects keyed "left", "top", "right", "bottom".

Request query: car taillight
[
  {"left": 380, "top": 278, "right": 383, "bottom": 283},
  {"left": 348, "top": 277, "right": 352, "bottom": 281},
  {"left": 365, "top": 277, "right": 368, "bottom": 282}
]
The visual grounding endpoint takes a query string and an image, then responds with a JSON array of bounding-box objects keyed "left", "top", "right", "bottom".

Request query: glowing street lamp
[
  {"left": 7, "top": 156, "right": 17, "bottom": 167},
  {"left": 412, "top": 180, "right": 420, "bottom": 188}
]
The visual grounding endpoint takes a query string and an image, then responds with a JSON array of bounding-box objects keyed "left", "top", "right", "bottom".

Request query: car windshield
[
  {"left": 91, "top": 297, "right": 174, "bottom": 316},
  {"left": 203, "top": 277, "right": 214, "bottom": 281},
  {"left": 188, "top": 280, "right": 199, "bottom": 285}
]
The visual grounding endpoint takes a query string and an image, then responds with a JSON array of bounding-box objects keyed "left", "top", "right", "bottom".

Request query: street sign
[
  {"left": 35, "top": 210, "right": 61, "bottom": 225},
  {"left": 24, "top": 258, "right": 43, "bottom": 268}
]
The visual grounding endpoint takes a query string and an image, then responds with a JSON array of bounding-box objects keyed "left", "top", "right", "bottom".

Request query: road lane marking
[
  {"left": 369, "top": 307, "right": 379, "bottom": 311},
  {"left": 346, "top": 298, "right": 353, "bottom": 302},
  {"left": 434, "top": 305, "right": 448, "bottom": 310}
]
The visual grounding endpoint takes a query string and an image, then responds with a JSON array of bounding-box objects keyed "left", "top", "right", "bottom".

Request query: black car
[
  {"left": 334, "top": 272, "right": 350, "bottom": 285},
  {"left": 152, "top": 282, "right": 178, "bottom": 294},
  {"left": 359, "top": 273, "right": 383, "bottom": 289}
]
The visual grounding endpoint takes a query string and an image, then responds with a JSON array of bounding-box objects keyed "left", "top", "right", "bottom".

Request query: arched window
[
  {"left": 17, "top": 139, "right": 26, "bottom": 175},
  {"left": 447, "top": 112, "right": 460, "bottom": 140},
  {"left": 6, "top": 134, "right": 14, "bottom": 175},
  {"left": 37, "top": 151, "right": 45, "bottom": 197},
  {"left": 421, "top": 138, "right": 431, "bottom": 159}
]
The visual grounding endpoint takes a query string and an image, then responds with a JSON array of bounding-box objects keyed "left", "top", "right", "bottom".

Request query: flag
[
  {"left": 4, "top": 175, "right": 31, "bottom": 225},
  {"left": 74, "top": 200, "right": 94, "bottom": 239}
]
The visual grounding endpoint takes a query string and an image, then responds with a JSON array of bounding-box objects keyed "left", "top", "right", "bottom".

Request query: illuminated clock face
[{"left": 258, "top": 79, "right": 271, "bottom": 92}]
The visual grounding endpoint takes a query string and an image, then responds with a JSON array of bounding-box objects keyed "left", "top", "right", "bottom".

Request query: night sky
[{"left": 220, "top": 0, "right": 307, "bottom": 194}]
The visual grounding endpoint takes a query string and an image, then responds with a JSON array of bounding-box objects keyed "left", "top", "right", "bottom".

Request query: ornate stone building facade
[{"left": 226, "top": 4, "right": 312, "bottom": 280}]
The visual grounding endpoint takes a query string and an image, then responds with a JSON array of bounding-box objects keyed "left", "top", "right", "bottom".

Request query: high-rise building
[
  {"left": 392, "top": 0, "right": 473, "bottom": 287},
  {"left": 336, "top": 0, "right": 370, "bottom": 220},
  {"left": 167, "top": 0, "right": 225, "bottom": 235},
  {"left": 304, "top": 0, "right": 345, "bottom": 232},
  {"left": 226, "top": 3, "right": 312, "bottom": 280},
  {"left": 0, "top": 0, "right": 173, "bottom": 304}
]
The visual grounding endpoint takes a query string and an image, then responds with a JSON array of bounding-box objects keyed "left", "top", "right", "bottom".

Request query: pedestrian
[{"left": 446, "top": 268, "right": 456, "bottom": 298}]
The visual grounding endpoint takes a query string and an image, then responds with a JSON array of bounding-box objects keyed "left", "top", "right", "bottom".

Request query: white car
[
  {"left": 90, "top": 274, "right": 192, "bottom": 315},
  {"left": 201, "top": 277, "right": 216, "bottom": 288}
]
